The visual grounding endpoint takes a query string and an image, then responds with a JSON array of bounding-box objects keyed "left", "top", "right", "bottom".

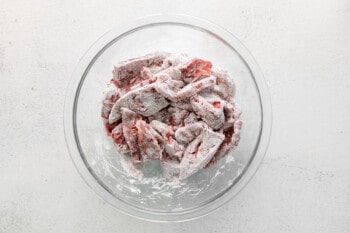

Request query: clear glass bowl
[{"left": 64, "top": 14, "right": 272, "bottom": 222}]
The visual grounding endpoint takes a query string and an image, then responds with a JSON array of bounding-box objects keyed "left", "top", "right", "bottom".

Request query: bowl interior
[{"left": 74, "top": 23, "right": 262, "bottom": 214}]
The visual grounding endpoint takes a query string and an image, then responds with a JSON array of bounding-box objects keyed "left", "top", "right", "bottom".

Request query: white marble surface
[{"left": 1, "top": 0, "right": 350, "bottom": 232}]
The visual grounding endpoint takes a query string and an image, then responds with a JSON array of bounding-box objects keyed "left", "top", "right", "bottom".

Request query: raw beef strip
[
  {"left": 150, "top": 120, "right": 185, "bottom": 159},
  {"left": 140, "top": 67, "right": 154, "bottom": 80},
  {"left": 111, "top": 123, "right": 130, "bottom": 155},
  {"left": 109, "top": 84, "right": 169, "bottom": 123},
  {"left": 183, "top": 112, "right": 198, "bottom": 125},
  {"left": 101, "top": 86, "right": 120, "bottom": 120},
  {"left": 190, "top": 95, "right": 225, "bottom": 130},
  {"left": 209, "top": 69, "right": 236, "bottom": 101},
  {"left": 174, "top": 76, "right": 216, "bottom": 100},
  {"left": 112, "top": 52, "right": 169, "bottom": 87},
  {"left": 150, "top": 120, "right": 175, "bottom": 136},
  {"left": 179, "top": 129, "right": 225, "bottom": 180},
  {"left": 206, "top": 118, "right": 242, "bottom": 167},
  {"left": 223, "top": 102, "right": 241, "bottom": 128},
  {"left": 175, "top": 122, "right": 208, "bottom": 144},
  {"left": 155, "top": 74, "right": 216, "bottom": 102},
  {"left": 135, "top": 119, "right": 164, "bottom": 160},
  {"left": 170, "top": 100, "right": 193, "bottom": 111},
  {"left": 121, "top": 108, "right": 142, "bottom": 163},
  {"left": 101, "top": 86, "right": 121, "bottom": 135},
  {"left": 147, "top": 108, "right": 171, "bottom": 123},
  {"left": 180, "top": 58, "right": 212, "bottom": 83},
  {"left": 154, "top": 74, "right": 185, "bottom": 101},
  {"left": 168, "top": 107, "right": 190, "bottom": 128},
  {"left": 159, "top": 67, "right": 182, "bottom": 80}
]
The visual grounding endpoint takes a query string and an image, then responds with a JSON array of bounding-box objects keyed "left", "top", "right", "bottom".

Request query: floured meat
[
  {"left": 209, "top": 69, "right": 236, "bottom": 101},
  {"left": 111, "top": 123, "right": 130, "bottom": 155},
  {"left": 150, "top": 120, "right": 185, "bottom": 159},
  {"left": 101, "top": 85, "right": 121, "bottom": 135},
  {"left": 112, "top": 52, "right": 169, "bottom": 93},
  {"left": 101, "top": 52, "right": 242, "bottom": 180},
  {"left": 136, "top": 119, "right": 164, "bottom": 160},
  {"left": 180, "top": 58, "right": 212, "bottom": 83},
  {"left": 190, "top": 95, "right": 225, "bottom": 130},
  {"left": 175, "top": 122, "right": 208, "bottom": 144},
  {"left": 179, "top": 128, "right": 225, "bottom": 180},
  {"left": 109, "top": 84, "right": 169, "bottom": 123}
]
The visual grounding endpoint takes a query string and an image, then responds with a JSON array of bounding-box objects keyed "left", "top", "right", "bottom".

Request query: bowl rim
[{"left": 64, "top": 13, "right": 272, "bottom": 222}]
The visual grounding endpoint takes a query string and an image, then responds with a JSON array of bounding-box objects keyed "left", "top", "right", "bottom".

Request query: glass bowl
[{"left": 64, "top": 14, "right": 271, "bottom": 222}]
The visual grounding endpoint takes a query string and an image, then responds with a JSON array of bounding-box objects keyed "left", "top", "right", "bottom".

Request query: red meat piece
[
  {"left": 150, "top": 120, "right": 185, "bottom": 159},
  {"left": 112, "top": 52, "right": 169, "bottom": 92},
  {"left": 121, "top": 108, "right": 142, "bottom": 163},
  {"left": 109, "top": 84, "right": 169, "bottom": 124},
  {"left": 190, "top": 95, "right": 225, "bottom": 130},
  {"left": 180, "top": 58, "right": 212, "bottom": 81},
  {"left": 136, "top": 119, "right": 164, "bottom": 160},
  {"left": 179, "top": 128, "right": 224, "bottom": 180},
  {"left": 111, "top": 123, "right": 130, "bottom": 154}
]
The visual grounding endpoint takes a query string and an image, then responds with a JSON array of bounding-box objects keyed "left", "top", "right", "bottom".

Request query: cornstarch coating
[{"left": 101, "top": 52, "right": 242, "bottom": 180}]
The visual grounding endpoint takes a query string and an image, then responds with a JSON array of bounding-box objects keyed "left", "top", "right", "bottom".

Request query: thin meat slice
[
  {"left": 157, "top": 53, "right": 191, "bottom": 81},
  {"left": 160, "top": 67, "right": 182, "bottom": 80},
  {"left": 150, "top": 120, "right": 175, "bottom": 136},
  {"left": 101, "top": 86, "right": 121, "bottom": 135},
  {"left": 170, "top": 100, "right": 193, "bottom": 111},
  {"left": 175, "top": 121, "right": 208, "bottom": 144},
  {"left": 136, "top": 119, "right": 164, "bottom": 160},
  {"left": 210, "top": 69, "right": 236, "bottom": 101},
  {"left": 154, "top": 75, "right": 216, "bottom": 102},
  {"left": 206, "top": 119, "right": 242, "bottom": 167},
  {"left": 175, "top": 76, "right": 216, "bottom": 100},
  {"left": 162, "top": 53, "right": 191, "bottom": 69},
  {"left": 140, "top": 67, "right": 153, "bottom": 80},
  {"left": 101, "top": 86, "right": 120, "bottom": 120},
  {"left": 129, "top": 76, "right": 158, "bottom": 91},
  {"left": 190, "top": 95, "right": 225, "bottom": 130},
  {"left": 129, "top": 67, "right": 158, "bottom": 91},
  {"left": 112, "top": 52, "right": 169, "bottom": 88},
  {"left": 121, "top": 108, "right": 165, "bottom": 162},
  {"left": 150, "top": 120, "right": 185, "bottom": 159},
  {"left": 147, "top": 108, "right": 171, "bottom": 123},
  {"left": 163, "top": 138, "right": 185, "bottom": 159},
  {"left": 111, "top": 123, "right": 130, "bottom": 155},
  {"left": 155, "top": 58, "right": 184, "bottom": 79},
  {"left": 180, "top": 58, "right": 212, "bottom": 83},
  {"left": 223, "top": 101, "right": 241, "bottom": 128},
  {"left": 179, "top": 129, "right": 225, "bottom": 180},
  {"left": 168, "top": 107, "right": 190, "bottom": 128},
  {"left": 121, "top": 108, "right": 142, "bottom": 163},
  {"left": 154, "top": 74, "right": 185, "bottom": 101},
  {"left": 222, "top": 119, "right": 242, "bottom": 150},
  {"left": 109, "top": 84, "right": 169, "bottom": 123},
  {"left": 183, "top": 112, "right": 198, "bottom": 125}
]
